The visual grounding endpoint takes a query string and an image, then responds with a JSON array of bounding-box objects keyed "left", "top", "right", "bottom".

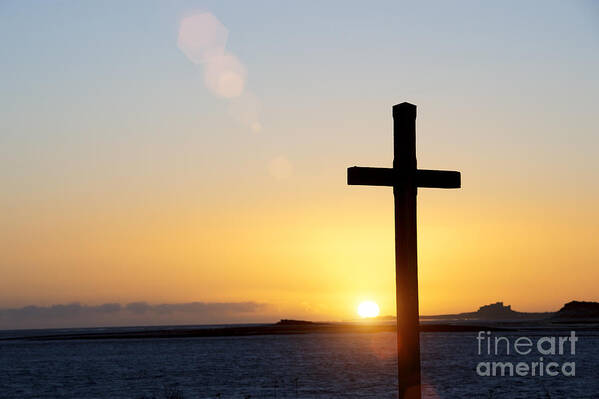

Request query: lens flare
[
  {"left": 177, "top": 13, "right": 228, "bottom": 64},
  {"left": 204, "top": 52, "right": 246, "bottom": 98},
  {"left": 228, "top": 92, "right": 262, "bottom": 132},
  {"left": 177, "top": 12, "right": 258, "bottom": 120}
]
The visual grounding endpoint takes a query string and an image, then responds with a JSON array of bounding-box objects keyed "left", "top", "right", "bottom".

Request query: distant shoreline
[
  {"left": 0, "top": 320, "right": 582, "bottom": 342},
  {"left": 3, "top": 301, "right": 598, "bottom": 340}
]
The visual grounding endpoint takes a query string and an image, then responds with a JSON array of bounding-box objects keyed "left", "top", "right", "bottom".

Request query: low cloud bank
[{"left": 0, "top": 301, "right": 268, "bottom": 330}]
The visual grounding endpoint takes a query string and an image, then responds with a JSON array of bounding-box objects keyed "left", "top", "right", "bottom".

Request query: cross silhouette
[{"left": 347, "top": 102, "right": 461, "bottom": 399}]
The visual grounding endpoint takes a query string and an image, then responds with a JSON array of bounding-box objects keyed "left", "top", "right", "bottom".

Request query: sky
[{"left": 1, "top": 1, "right": 598, "bottom": 328}]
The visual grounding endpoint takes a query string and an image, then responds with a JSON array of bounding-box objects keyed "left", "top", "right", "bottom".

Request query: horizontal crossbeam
[
  {"left": 347, "top": 166, "right": 395, "bottom": 186},
  {"left": 347, "top": 166, "right": 460, "bottom": 189},
  {"left": 417, "top": 169, "right": 461, "bottom": 188}
]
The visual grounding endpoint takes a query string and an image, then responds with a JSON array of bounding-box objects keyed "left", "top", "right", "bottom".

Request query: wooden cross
[{"left": 347, "top": 102, "right": 460, "bottom": 399}]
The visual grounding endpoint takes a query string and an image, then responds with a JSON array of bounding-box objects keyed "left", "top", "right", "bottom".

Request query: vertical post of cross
[
  {"left": 393, "top": 102, "right": 421, "bottom": 398},
  {"left": 347, "top": 102, "right": 460, "bottom": 397}
]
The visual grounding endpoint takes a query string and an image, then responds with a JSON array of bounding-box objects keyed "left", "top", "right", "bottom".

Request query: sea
[{"left": 1, "top": 326, "right": 598, "bottom": 398}]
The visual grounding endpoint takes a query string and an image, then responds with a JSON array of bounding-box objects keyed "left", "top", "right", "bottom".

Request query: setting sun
[{"left": 357, "top": 301, "right": 380, "bottom": 318}]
